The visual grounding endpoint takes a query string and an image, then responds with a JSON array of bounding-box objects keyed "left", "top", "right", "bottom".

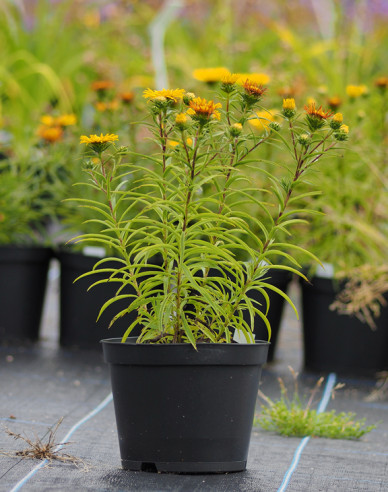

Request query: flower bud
[
  {"left": 269, "top": 121, "right": 281, "bottom": 132},
  {"left": 183, "top": 92, "right": 196, "bottom": 105},
  {"left": 175, "top": 113, "right": 188, "bottom": 130},
  {"left": 334, "top": 124, "right": 349, "bottom": 141},
  {"left": 297, "top": 133, "right": 311, "bottom": 146},
  {"left": 330, "top": 113, "right": 343, "bottom": 130},
  {"left": 282, "top": 98, "right": 296, "bottom": 119},
  {"left": 230, "top": 122, "right": 242, "bottom": 137}
]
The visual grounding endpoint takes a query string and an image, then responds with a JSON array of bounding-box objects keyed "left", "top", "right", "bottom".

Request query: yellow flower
[
  {"left": 243, "top": 79, "right": 267, "bottom": 98},
  {"left": 340, "top": 124, "right": 349, "bottom": 134},
  {"left": 222, "top": 72, "right": 240, "bottom": 85},
  {"left": 346, "top": 85, "right": 368, "bottom": 98},
  {"left": 189, "top": 97, "right": 222, "bottom": 123},
  {"left": 282, "top": 98, "right": 295, "bottom": 110},
  {"left": 56, "top": 114, "right": 77, "bottom": 127},
  {"left": 175, "top": 113, "right": 187, "bottom": 125},
  {"left": 237, "top": 73, "right": 271, "bottom": 86},
  {"left": 80, "top": 133, "right": 119, "bottom": 145},
  {"left": 143, "top": 88, "right": 185, "bottom": 102},
  {"left": 186, "top": 137, "right": 193, "bottom": 146},
  {"left": 305, "top": 103, "right": 333, "bottom": 131},
  {"left": 282, "top": 99, "right": 296, "bottom": 119},
  {"left": 249, "top": 110, "right": 275, "bottom": 133},
  {"left": 167, "top": 139, "right": 180, "bottom": 148},
  {"left": 37, "top": 125, "right": 63, "bottom": 143},
  {"left": 304, "top": 103, "right": 332, "bottom": 120},
  {"left": 192, "top": 67, "right": 229, "bottom": 83},
  {"left": 332, "top": 113, "right": 343, "bottom": 124},
  {"left": 40, "top": 115, "right": 55, "bottom": 127},
  {"left": 95, "top": 100, "right": 118, "bottom": 112}
]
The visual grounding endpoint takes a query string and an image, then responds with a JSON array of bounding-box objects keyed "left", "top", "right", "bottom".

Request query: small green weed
[{"left": 256, "top": 367, "right": 377, "bottom": 439}]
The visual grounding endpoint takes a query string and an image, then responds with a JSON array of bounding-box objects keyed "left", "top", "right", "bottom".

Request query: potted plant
[
  {"left": 68, "top": 78, "right": 346, "bottom": 473},
  {"left": 295, "top": 80, "right": 388, "bottom": 376},
  {"left": 0, "top": 160, "right": 52, "bottom": 343}
]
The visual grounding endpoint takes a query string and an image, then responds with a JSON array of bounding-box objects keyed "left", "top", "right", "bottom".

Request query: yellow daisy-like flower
[
  {"left": 304, "top": 103, "right": 332, "bottom": 120},
  {"left": 340, "top": 124, "right": 349, "bottom": 134},
  {"left": 237, "top": 73, "right": 271, "bottom": 86},
  {"left": 332, "top": 113, "right": 343, "bottom": 124},
  {"left": 175, "top": 113, "right": 188, "bottom": 125},
  {"left": 143, "top": 88, "right": 185, "bottom": 102},
  {"left": 188, "top": 97, "right": 222, "bottom": 123},
  {"left": 192, "top": 67, "right": 229, "bottom": 83},
  {"left": 346, "top": 84, "right": 368, "bottom": 98},
  {"left": 37, "top": 125, "right": 63, "bottom": 143},
  {"left": 282, "top": 98, "right": 296, "bottom": 110},
  {"left": 80, "top": 133, "right": 119, "bottom": 154},
  {"left": 243, "top": 79, "right": 267, "bottom": 98},
  {"left": 222, "top": 72, "right": 240, "bottom": 85},
  {"left": 249, "top": 110, "right": 275, "bottom": 133},
  {"left": 305, "top": 103, "right": 333, "bottom": 131},
  {"left": 40, "top": 115, "right": 55, "bottom": 127},
  {"left": 80, "top": 133, "right": 119, "bottom": 145},
  {"left": 56, "top": 113, "right": 77, "bottom": 127}
]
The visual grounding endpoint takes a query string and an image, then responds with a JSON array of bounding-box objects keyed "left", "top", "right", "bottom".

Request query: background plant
[{"left": 256, "top": 367, "right": 377, "bottom": 439}]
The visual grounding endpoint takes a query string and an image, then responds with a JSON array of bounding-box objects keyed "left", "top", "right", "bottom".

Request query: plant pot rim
[{"left": 101, "top": 337, "right": 270, "bottom": 366}]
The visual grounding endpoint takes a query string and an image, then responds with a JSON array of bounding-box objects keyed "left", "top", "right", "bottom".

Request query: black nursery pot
[
  {"left": 58, "top": 251, "right": 141, "bottom": 349},
  {"left": 0, "top": 246, "right": 52, "bottom": 343},
  {"left": 245, "top": 269, "right": 292, "bottom": 362},
  {"left": 102, "top": 337, "right": 269, "bottom": 474},
  {"left": 301, "top": 276, "right": 388, "bottom": 376}
]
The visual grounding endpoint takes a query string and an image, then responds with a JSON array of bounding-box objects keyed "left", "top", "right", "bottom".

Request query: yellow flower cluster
[
  {"left": 346, "top": 85, "right": 368, "bottom": 98},
  {"left": 37, "top": 113, "right": 77, "bottom": 143}
]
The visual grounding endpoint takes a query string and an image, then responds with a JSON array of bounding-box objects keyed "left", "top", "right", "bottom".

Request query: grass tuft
[{"left": 255, "top": 367, "right": 378, "bottom": 439}]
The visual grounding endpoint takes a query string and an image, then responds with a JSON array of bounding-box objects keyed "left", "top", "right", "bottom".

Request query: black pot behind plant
[
  {"left": 0, "top": 246, "right": 52, "bottom": 343},
  {"left": 301, "top": 276, "right": 388, "bottom": 376},
  {"left": 244, "top": 269, "right": 292, "bottom": 362},
  {"left": 58, "top": 251, "right": 142, "bottom": 349},
  {"left": 102, "top": 337, "right": 269, "bottom": 473}
]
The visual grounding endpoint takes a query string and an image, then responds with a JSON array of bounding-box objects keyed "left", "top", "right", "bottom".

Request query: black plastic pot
[
  {"left": 102, "top": 337, "right": 269, "bottom": 473},
  {"left": 301, "top": 276, "right": 388, "bottom": 376},
  {"left": 0, "top": 245, "right": 52, "bottom": 343},
  {"left": 245, "top": 269, "right": 292, "bottom": 362},
  {"left": 58, "top": 251, "right": 141, "bottom": 349}
]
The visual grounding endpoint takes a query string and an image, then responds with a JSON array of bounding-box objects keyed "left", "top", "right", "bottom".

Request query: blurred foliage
[{"left": 0, "top": 0, "right": 387, "bottom": 283}]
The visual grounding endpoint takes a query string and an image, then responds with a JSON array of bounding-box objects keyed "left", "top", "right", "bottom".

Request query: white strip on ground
[
  {"left": 149, "top": 0, "right": 183, "bottom": 89},
  {"left": 9, "top": 393, "right": 113, "bottom": 492},
  {"left": 277, "top": 373, "right": 337, "bottom": 492}
]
